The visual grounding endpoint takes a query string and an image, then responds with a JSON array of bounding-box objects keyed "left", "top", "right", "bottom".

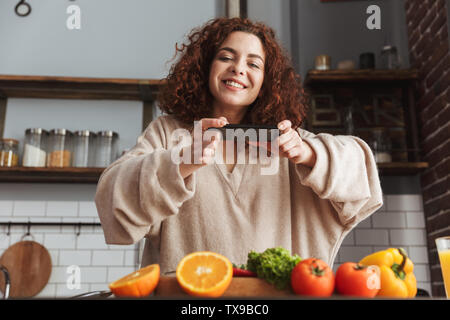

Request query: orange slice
[
  {"left": 176, "top": 251, "right": 233, "bottom": 297},
  {"left": 109, "top": 264, "right": 160, "bottom": 297}
]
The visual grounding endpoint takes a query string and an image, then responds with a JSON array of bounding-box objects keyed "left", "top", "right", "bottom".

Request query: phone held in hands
[{"left": 206, "top": 124, "right": 279, "bottom": 142}]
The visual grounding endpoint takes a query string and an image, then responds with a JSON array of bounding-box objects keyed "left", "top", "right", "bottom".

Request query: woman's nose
[
  {"left": 232, "top": 68, "right": 244, "bottom": 75},
  {"left": 230, "top": 60, "right": 245, "bottom": 75}
]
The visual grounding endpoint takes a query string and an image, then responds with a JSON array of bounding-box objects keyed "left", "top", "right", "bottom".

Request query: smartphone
[{"left": 206, "top": 124, "right": 280, "bottom": 142}]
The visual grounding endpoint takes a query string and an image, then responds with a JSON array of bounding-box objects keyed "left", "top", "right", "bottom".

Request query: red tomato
[
  {"left": 291, "top": 258, "right": 335, "bottom": 297},
  {"left": 335, "top": 262, "right": 380, "bottom": 297}
]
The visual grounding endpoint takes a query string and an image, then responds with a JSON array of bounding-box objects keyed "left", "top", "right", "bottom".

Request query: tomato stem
[
  {"left": 310, "top": 260, "right": 325, "bottom": 277},
  {"left": 353, "top": 263, "right": 367, "bottom": 271}
]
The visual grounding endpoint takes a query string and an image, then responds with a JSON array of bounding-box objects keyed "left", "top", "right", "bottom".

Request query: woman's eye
[
  {"left": 218, "top": 56, "right": 232, "bottom": 61},
  {"left": 249, "top": 63, "right": 260, "bottom": 69}
]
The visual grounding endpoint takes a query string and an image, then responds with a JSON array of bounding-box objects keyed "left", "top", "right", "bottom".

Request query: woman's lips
[{"left": 222, "top": 80, "right": 246, "bottom": 91}]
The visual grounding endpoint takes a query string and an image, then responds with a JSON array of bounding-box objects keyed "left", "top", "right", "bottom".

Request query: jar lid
[
  {"left": 97, "top": 131, "right": 119, "bottom": 138},
  {"left": 74, "top": 130, "right": 94, "bottom": 137},
  {"left": 0, "top": 138, "right": 19, "bottom": 145},
  {"left": 381, "top": 45, "right": 397, "bottom": 52},
  {"left": 50, "top": 129, "right": 72, "bottom": 136},
  {"left": 25, "top": 128, "right": 48, "bottom": 135}
]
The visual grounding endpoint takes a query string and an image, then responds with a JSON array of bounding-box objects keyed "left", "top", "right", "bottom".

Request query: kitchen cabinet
[{"left": 304, "top": 69, "right": 428, "bottom": 176}]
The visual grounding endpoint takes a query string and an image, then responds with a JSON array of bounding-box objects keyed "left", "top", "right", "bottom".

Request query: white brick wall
[
  {"left": 335, "top": 194, "right": 431, "bottom": 295},
  {"left": 0, "top": 200, "right": 139, "bottom": 298}
]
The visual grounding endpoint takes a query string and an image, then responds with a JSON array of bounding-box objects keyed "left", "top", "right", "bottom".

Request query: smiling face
[{"left": 208, "top": 31, "right": 265, "bottom": 116}]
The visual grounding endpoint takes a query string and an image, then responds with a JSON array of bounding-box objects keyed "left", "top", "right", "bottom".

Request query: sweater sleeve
[
  {"left": 95, "top": 117, "right": 196, "bottom": 244},
  {"left": 295, "top": 129, "right": 383, "bottom": 227}
]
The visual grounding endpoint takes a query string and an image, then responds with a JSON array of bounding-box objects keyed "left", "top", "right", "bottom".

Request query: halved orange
[
  {"left": 176, "top": 251, "right": 233, "bottom": 297},
  {"left": 109, "top": 264, "right": 160, "bottom": 297}
]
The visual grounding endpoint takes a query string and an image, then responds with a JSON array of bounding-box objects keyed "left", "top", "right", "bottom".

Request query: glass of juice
[{"left": 436, "top": 236, "right": 450, "bottom": 298}]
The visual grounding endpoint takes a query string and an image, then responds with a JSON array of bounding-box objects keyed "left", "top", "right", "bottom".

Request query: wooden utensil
[
  {"left": 0, "top": 235, "right": 52, "bottom": 298},
  {"left": 155, "top": 276, "right": 292, "bottom": 297}
]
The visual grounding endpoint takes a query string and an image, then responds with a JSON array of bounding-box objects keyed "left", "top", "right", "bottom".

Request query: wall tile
[
  {"left": 79, "top": 201, "right": 98, "bottom": 217},
  {"left": 408, "top": 246, "right": 429, "bottom": 264},
  {"left": 107, "top": 267, "right": 136, "bottom": 282},
  {"left": 355, "top": 216, "right": 372, "bottom": 228},
  {"left": 125, "top": 250, "right": 137, "bottom": 266},
  {"left": 44, "top": 234, "right": 77, "bottom": 249},
  {"left": 341, "top": 230, "right": 355, "bottom": 245},
  {"left": 0, "top": 201, "right": 13, "bottom": 216},
  {"left": 389, "top": 229, "right": 427, "bottom": 246},
  {"left": 355, "top": 229, "right": 389, "bottom": 245},
  {"left": 405, "top": 211, "right": 426, "bottom": 228},
  {"left": 89, "top": 283, "right": 110, "bottom": 292},
  {"left": 46, "top": 201, "right": 78, "bottom": 217},
  {"left": 414, "top": 264, "right": 430, "bottom": 282},
  {"left": 92, "top": 250, "right": 124, "bottom": 266},
  {"left": 59, "top": 250, "right": 92, "bottom": 266},
  {"left": 48, "top": 249, "right": 59, "bottom": 267},
  {"left": 35, "top": 284, "right": 56, "bottom": 298},
  {"left": 77, "top": 234, "right": 108, "bottom": 249},
  {"left": 0, "top": 233, "right": 9, "bottom": 249},
  {"left": 56, "top": 283, "right": 89, "bottom": 297},
  {"left": 386, "top": 195, "right": 423, "bottom": 211},
  {"left": 79, "top": 267, "right": 108, "bottom": 283},
  {"left": 372, "top": 211, "right": 406, "bottom": 228},
  {"left": 13, "top": 201, "right": 46, "bottom": 216},
  {"left": 48, "top": 266, "right": 70, "bottom": 284},
  {"left": 377, "top": 195, "right": 387, "bottom": 212},
  {"left": 338, "top": 246, "right": 373, "bottom": 262}
]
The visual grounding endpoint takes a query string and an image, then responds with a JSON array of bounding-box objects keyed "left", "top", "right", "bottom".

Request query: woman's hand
[
  {"left": 178, "top": 117, "right": 228, "bottom": 179},
  {"left": 276, "top": 120, "right": 316, "bottom": 167},
  {"left": 247, "top": 120, "right": 316, "bottom": 167}
]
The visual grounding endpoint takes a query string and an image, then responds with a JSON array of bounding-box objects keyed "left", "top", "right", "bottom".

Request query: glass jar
[
  {"left": 22, "top": 128, "right": 48, "bottom": 167},
  {"left": 370, "top": 128, "right": 392, "bottom": 163},
  {"left": 47, "top": 129, "right": 73, "bottom": 168},
  {"left": 380, "top": 45, "right": 400, "bottom": 69},
  {"left": 73, "top": 130, "right": 96, "bottom": 167},
  {"left": 0, "top": 139, "right": 19, "bottom": 167},
  {"left": 94, "top": 131, "right": 119, "bottom": 167},
  {"left": 315, "top": 54, "right": 331, "bottom": 70}
]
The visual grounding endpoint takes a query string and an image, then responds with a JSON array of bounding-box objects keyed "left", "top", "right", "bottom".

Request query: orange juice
[{"left": 438, "top": 249, "right": 450, "bottom": 298}]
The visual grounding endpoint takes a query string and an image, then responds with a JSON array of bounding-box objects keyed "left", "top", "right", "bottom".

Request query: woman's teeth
[{"left": 225, "top": 80, "right": 244, "bottom": 89}]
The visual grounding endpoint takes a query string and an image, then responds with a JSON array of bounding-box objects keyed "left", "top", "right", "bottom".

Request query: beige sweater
[{"left": 95, "top": 115, "right": 383, "bottom": 274}]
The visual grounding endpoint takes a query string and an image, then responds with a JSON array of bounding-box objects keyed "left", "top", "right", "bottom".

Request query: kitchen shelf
[
  {"left": 304, "top": 69, "right": 419, "bottom": 85},
  {"left": 0, "top": 74, "right": 165, "bottom": 101},
  {"left": 0, "top": 162, "right": 429, "bottom": 183},
  {"left": 0, "top": 167, "right": 104, "bottom": 183}
]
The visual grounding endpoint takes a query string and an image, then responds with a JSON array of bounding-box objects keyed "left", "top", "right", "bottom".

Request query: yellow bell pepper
[{"left": 359, "top": 248, "right": 417, "bottom": 298}]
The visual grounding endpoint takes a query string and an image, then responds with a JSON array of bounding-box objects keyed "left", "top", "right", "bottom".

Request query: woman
[{"left": 95, "top": 18, "right": 383, "bottom": 274}]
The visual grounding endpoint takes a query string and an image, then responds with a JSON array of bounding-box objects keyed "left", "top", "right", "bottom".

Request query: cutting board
[
  {"left": 0, "top": 240, "right": 52, "bottom": 298},
  {"left": 155, "top": 276, "right": 292, "bottom": 297}
]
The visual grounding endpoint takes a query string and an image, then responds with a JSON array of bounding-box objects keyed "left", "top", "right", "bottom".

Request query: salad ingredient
[
  {"left": 335, "top": 262, "right": 380, "bottom": 297},
  {"left": 232, "top": 266, "right": 257, "bottom": 277},
  {"left": 109, "top": 264, "right": 160, "bottom": 297},
  {"left": 291, "top": 258, "right": 334, "bottom": 297},
  {"left": 176, "top": 251, "right": 233, "bottom": 297},
  {"left": 359, "top": 247, "right": 417, "bottom": 298},
  {"left": 246, "top": 247, "right": 302, "bottom": 290}
]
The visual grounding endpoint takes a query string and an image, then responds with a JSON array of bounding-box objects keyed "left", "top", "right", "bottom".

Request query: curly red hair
[{"left": 157, "top": 17, "right": 308, "bottom": 129}]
